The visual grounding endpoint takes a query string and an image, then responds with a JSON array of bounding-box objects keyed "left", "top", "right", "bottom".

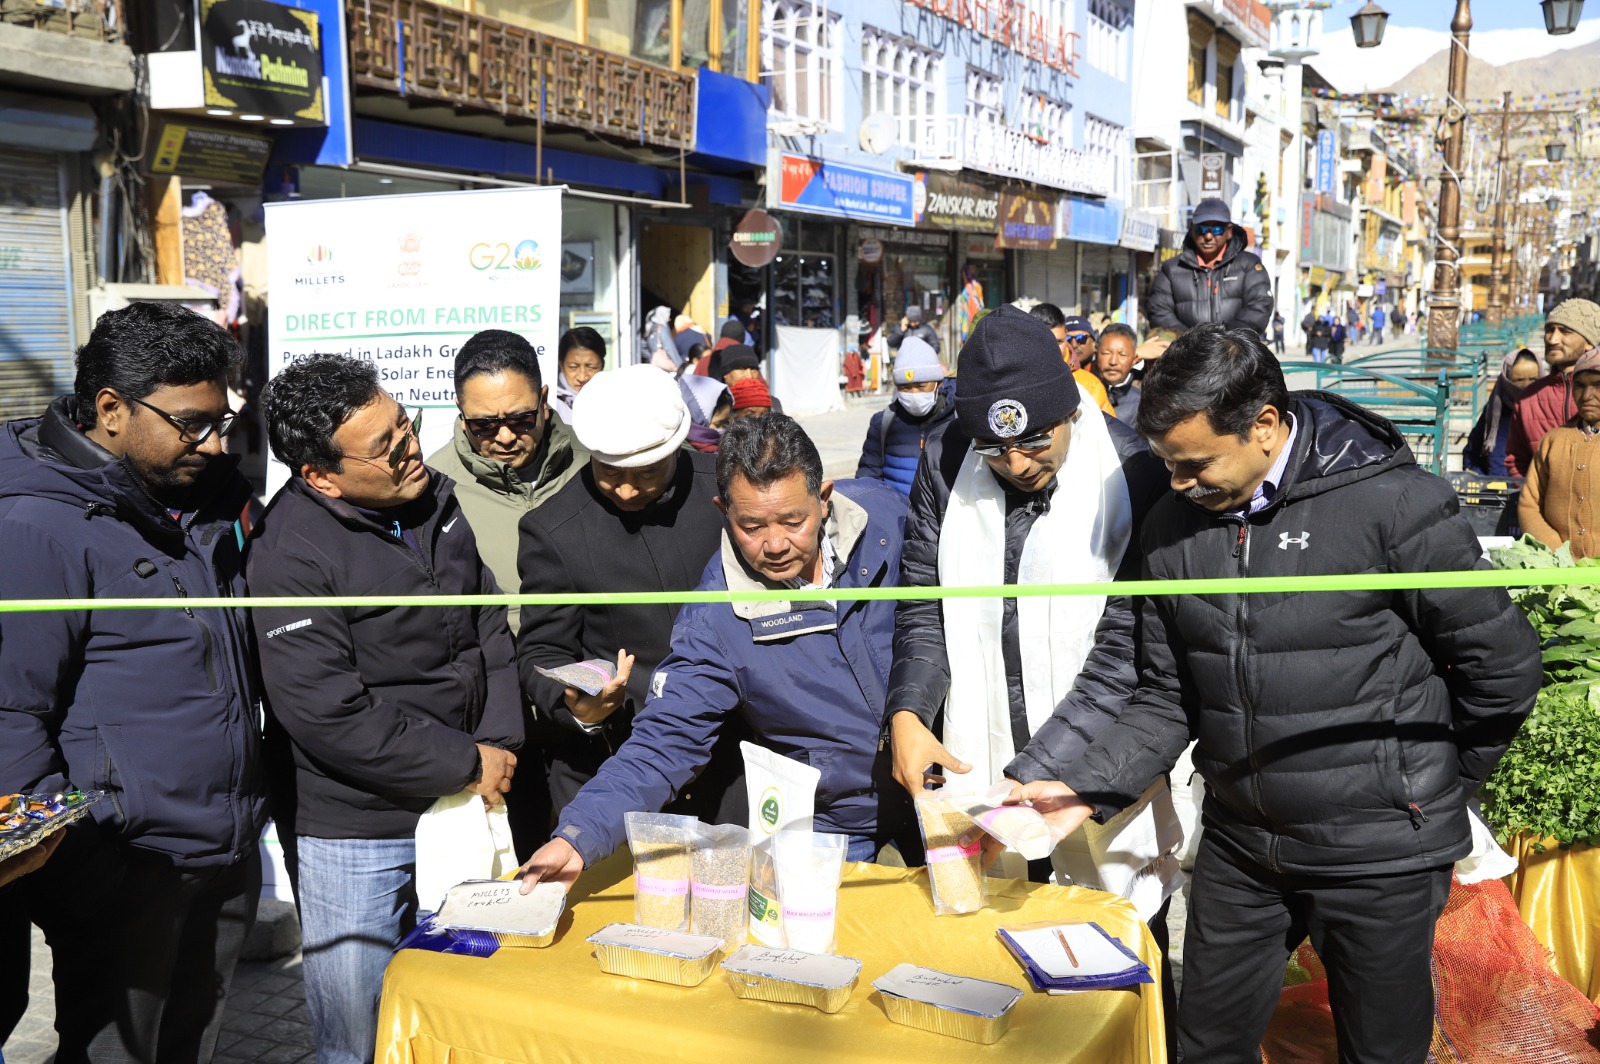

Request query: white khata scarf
[
  {"left": 939, "top": 389, "right": 1132, "bottom": 784},
  {"left": 938, "top": 390, "right": 1183, "bottom": 916}
]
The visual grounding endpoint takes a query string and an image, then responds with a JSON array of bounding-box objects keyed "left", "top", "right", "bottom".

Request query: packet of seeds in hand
[
  {"left": 625, "top": 811, "right": 698, "bottom": 931},
  {"left": 690, "top": 822, "right": 751, "bottom": 950},
  {"left": 533, "top": 659, "right": 617, "bottom": 697},
  {"left": 915, "top": 793, "right": 987, "bottom": 916},
  {"left": 940, "top": 781, "right": 1062, "bottom": 861},
  {"left": 741, "top": 742, "right": 819, "bottom": 948}
]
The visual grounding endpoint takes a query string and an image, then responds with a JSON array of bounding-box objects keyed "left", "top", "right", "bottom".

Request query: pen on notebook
[{"left": 1054, "top": 927, "right": 1079, "bottom": 968}]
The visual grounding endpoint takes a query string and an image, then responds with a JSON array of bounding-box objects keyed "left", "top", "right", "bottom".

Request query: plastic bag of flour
[
  {"left": 741, "top": 742, "right": 819, "bottom": 948},
  {"left": 774, "top": 830, "right": 848, "bottom": 954}
]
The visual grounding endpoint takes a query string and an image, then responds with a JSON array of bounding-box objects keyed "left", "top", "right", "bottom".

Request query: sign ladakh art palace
[
  {"left": 202, "top": 0, "right": 324, "bottom": 121},
  {"left": 904, "top": 0, "right": 1080, "bottom": 74}
]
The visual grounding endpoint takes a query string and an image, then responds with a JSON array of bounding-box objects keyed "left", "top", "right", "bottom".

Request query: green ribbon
[{"left": 0, "top": 568, "right": 1588, "bottom": 612}]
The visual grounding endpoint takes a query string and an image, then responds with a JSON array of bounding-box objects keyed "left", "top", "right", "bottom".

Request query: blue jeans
[
  {"left": 1309, "top": 346, "right": 1328, "bottom": 363},
  {"left": 296, "top": 836, "right": 418, "bottom": 1064}
]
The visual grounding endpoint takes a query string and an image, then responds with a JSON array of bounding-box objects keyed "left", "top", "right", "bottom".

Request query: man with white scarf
[{"left": 883, "top": 304, "right": 1178, "bottom": 1041}]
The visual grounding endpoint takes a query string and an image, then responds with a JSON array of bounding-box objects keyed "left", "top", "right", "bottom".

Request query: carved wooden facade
[{"left": 348, "top": 0, "right": 696, "bottom": 151}]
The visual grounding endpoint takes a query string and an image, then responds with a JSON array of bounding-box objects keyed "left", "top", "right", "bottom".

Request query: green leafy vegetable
[
  {"left": 1481, "top": 687, "right": 1600, "bottom": 850},
  {"left": 1483, "top": 536, "right": 1600, "bottom": 847}
]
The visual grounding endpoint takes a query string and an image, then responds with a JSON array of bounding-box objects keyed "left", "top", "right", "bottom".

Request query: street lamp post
[
  {"left": 1487, "top": 92, "right": 1513, "bottom": 325},
  {"left": 1427, "top": 0, "right": 1473, "bottom": 354}
]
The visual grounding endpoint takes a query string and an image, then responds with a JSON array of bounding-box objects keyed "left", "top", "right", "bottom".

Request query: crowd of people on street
[{"left": 0, "top": 217, "right": 1570, "bottom": 1064}]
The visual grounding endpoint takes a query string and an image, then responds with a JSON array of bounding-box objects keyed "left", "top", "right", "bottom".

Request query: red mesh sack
[{"left": 1260, "top": 878, "right": 1600, "bottom": 1063}]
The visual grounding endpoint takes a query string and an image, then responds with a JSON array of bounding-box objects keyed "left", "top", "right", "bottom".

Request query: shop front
[
  {"left": 1007, "top": 190, "right": 1071, "bottom": 315},
  {"left": 1059, "top": 195, "right": 1129, "bottom": 326}
]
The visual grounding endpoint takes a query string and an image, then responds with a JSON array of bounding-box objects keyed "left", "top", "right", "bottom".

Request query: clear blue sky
[{"left": 1332, "top": 0, "right": 1587, "bottom": 32}]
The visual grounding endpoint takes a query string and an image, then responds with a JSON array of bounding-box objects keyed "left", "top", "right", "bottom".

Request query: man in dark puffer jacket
[
  {"left": 1147, "top": 198, "right": 1274, "bottom": 335},
  {"left": 1010, "top": 324, "right": 1541, "bottom": 1064},
  {"left": 854, "top": 338, "right": 955, "bottom": 495}
]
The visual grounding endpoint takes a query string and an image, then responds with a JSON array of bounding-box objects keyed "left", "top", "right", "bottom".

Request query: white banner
[
  {"left": 772, "top": 325, "right": 844, "bottom": 417},
  {"left": 263, "top": 185, "right": 563, "bottom": 495}
]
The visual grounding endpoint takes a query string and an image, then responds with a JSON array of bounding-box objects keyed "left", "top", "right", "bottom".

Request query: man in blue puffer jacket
[
  {"left": 515, "top": 413, "right": 918, "bottom": 889},
  {"left": 0, "top": 302, "right": 265, "bottom": 1062},
  {"left": 855, "top": 337, "right": 954, "bottom": 496}
]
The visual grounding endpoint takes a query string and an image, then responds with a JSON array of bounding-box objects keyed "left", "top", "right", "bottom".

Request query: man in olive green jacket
[{"left": 428, "top": 330, "right": 588, "bottom": 636}]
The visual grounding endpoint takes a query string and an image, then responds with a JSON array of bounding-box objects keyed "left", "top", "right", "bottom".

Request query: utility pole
[
  {"left": 1426, "top": 0, "right": 1471, "bottom": 354},
  {"left": 1486, "top": 91, "right": 1512, "bottom": 325}
]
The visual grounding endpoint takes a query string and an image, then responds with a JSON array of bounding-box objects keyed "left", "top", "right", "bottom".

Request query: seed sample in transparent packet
[
  {"left": 625, "top": 811, "right": 698, "bottom": 932},
  {"left": 690, "top": 822, "right": 751, "bottom": 949},
  {"left": 914, "top": 793, "right": 986, "bottom": 916}
]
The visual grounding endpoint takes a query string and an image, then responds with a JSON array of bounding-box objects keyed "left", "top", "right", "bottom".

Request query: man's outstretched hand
[
  {"left": 518, "top": 836, "right": 585, "bottom": 894},
  {"left": 889, "top": 711, "right": 970, "bottom": 797},
  {"left": 1005, "top": 780, "right": 1094, "bottom": 838}
]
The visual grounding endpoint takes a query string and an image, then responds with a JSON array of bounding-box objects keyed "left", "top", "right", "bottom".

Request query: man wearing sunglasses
[
  {"left": 0, "top": 301, "right": 264, "bottom": 1062},
  {"left": 427, "top": 330, "right": 587, "bottom": 637},
  {"left": 250, "top": 354, "right": 522, "bottom": 1064},
  {"left": 1147, "top": 197, "right": 1274, "bottom": 336},
  {"left": 881, "top": 305, "right": 1180, "bottom": 1045}
]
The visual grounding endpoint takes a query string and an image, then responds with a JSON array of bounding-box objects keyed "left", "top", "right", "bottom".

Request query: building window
[
  {"left": 966, "top": 67, "right": 1002, "bottom": 124},
  {"left": 1085, "top": 0, "right": 1126, "bottom": 79},
  {"left": 1021, "top": 91, "right": 1070, "bottom": 147},
  {"left": 763, "top": 0, "right": 840, "bottom": 125},
  {"left": 1214, "top": 32, "right": 1239, "bottom": 119},
  {"left": 861, "top": 28, "right": 940, "bottom": 125},
  {"left": 1085, "top": 114, "right": 1125, "bottom": 195},
  {"left": 1187, "top": 11, "right": 1213, "bottom": 106}
]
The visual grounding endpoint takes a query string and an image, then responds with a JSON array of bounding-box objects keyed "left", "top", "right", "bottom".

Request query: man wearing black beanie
[{"left": 884, "top": 303, "right": 1178, "bottom": 1053}]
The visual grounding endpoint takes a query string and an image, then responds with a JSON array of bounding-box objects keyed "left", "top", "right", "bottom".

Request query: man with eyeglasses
[
  {"left": 882, "top": 305, "right": 1180, "bottom": 1047},
  {"left": 1147, "top": 197, "right": 1274, "bottom": 336},
  {"left": 0, "top": 301, "right": 265, "bottom": 1061},
  {"left": 1025, "top": 302, "right": 1114, "bottom": 416},
  {"left": 249, "top": 353, "right": 522, "bottom": 1064}
]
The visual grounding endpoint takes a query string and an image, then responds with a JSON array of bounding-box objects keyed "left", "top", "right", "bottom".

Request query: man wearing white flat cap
[{"left": 514, "top": 364, "right": 744, "bottom": 837}]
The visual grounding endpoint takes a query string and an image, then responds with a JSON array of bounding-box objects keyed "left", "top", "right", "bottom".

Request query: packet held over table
[
  {"left": 938, "top": 782, "right": 1062, "bottom": 861},
  {"left": 586, "top": 923, "right": 724, "bottom": 987},
  {"left": 997, "top": 921, "right": 1152, "bottom": 992},
  {"left": 872, "top": 963, "right": 1024, "bottom": 1044},
  {"left": 434, "top": 880, "right": 567, "bottom": 948},
  {"left": 721, "top": 945, "right": 862, "bottom": 1013}
]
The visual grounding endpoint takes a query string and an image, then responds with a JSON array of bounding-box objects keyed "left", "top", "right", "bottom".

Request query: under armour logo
[{"left": 1279, "top": 531, "right": 1310, "bottom": 551}]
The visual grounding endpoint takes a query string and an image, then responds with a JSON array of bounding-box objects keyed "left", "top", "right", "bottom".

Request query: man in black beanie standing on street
[{"left": 882, "top": 304, "right": 1178, "bottom": 1047}]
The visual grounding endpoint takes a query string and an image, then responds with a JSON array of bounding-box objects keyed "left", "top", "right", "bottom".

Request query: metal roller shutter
[{"left": 0, "top": 151, "right": 74, "bottom": 421}]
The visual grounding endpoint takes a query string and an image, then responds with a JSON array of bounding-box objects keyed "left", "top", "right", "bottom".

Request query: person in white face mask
[{"left": 854, "top": 337, "right": 954, "bottom": 496}]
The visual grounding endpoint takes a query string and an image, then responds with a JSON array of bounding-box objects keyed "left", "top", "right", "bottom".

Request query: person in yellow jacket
[{"left": 1025, "top": 302, "right": 1115, "bottom": 416}]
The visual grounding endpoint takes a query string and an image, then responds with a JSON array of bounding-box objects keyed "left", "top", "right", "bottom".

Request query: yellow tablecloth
[
  {"left": 1507, "top": 835, "right": 1600, "bottom": 1004},
  {"left": 376, "top": 854, "right": 1166, "bottom": 1063}
]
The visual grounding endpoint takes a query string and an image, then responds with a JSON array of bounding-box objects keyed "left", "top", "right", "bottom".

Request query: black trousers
[
  {"left": 1178, "top": 831, "right": 1452, "bottom": 1064},
  {"left": 16, "top": 820, "right": 261, "bottom": 1064}
]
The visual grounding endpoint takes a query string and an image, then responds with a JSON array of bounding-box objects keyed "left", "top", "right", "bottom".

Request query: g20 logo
[{"left": 469, "top": 239, "right": 542, "bottom": 272}]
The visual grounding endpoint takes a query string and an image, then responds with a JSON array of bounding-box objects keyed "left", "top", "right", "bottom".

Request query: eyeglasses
[
  {"left": 1193, "top": 223, "right": 1229, "bottom": 237},
  {"left": 462, "top": 409, "right": 542, "bottom": 440},
  {"left": 972, "top": 426, "right": 1058, "bottom": 458},
  {"left": 1064, "top": 333, "right": 1094, "bottom": 345},
  {"left": 128, "top": 396, "right": 237, "bottom": 445},
  {"left": 345, "top": 407, "right": 422, "bottom": 471}
]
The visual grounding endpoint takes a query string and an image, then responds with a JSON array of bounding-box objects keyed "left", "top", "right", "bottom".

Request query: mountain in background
[{"left": 1379, "top": 36, "right": 1600, "bottom": 100}]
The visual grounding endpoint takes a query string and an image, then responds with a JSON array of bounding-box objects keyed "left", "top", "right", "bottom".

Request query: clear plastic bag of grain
[
  {"left": 914, "top": 793, "right": 987, "bottom": 916},
  {"left": 690, "top": 822, "right": 751, "bottom": 950},
  {"left": 625, "top": 811, "right": 698, "bottom": 931}
]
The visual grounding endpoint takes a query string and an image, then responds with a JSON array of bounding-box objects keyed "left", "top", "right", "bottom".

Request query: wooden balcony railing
[
  {"left": 1, "top": 0, "right": 122, "bottom": 42},
  {"left": 348, "top": 0, "right": 695, "bottom": 152}
]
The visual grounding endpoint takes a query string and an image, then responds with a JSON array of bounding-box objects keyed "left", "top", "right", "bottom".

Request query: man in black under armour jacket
[{"left": 1009, "top": 324, "right": 1540, "bottom": 1064}]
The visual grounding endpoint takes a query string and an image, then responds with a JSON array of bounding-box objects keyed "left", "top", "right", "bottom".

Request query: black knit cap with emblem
[{"left": 954, "top": 303, "right": 1080, "bottom": 442}]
